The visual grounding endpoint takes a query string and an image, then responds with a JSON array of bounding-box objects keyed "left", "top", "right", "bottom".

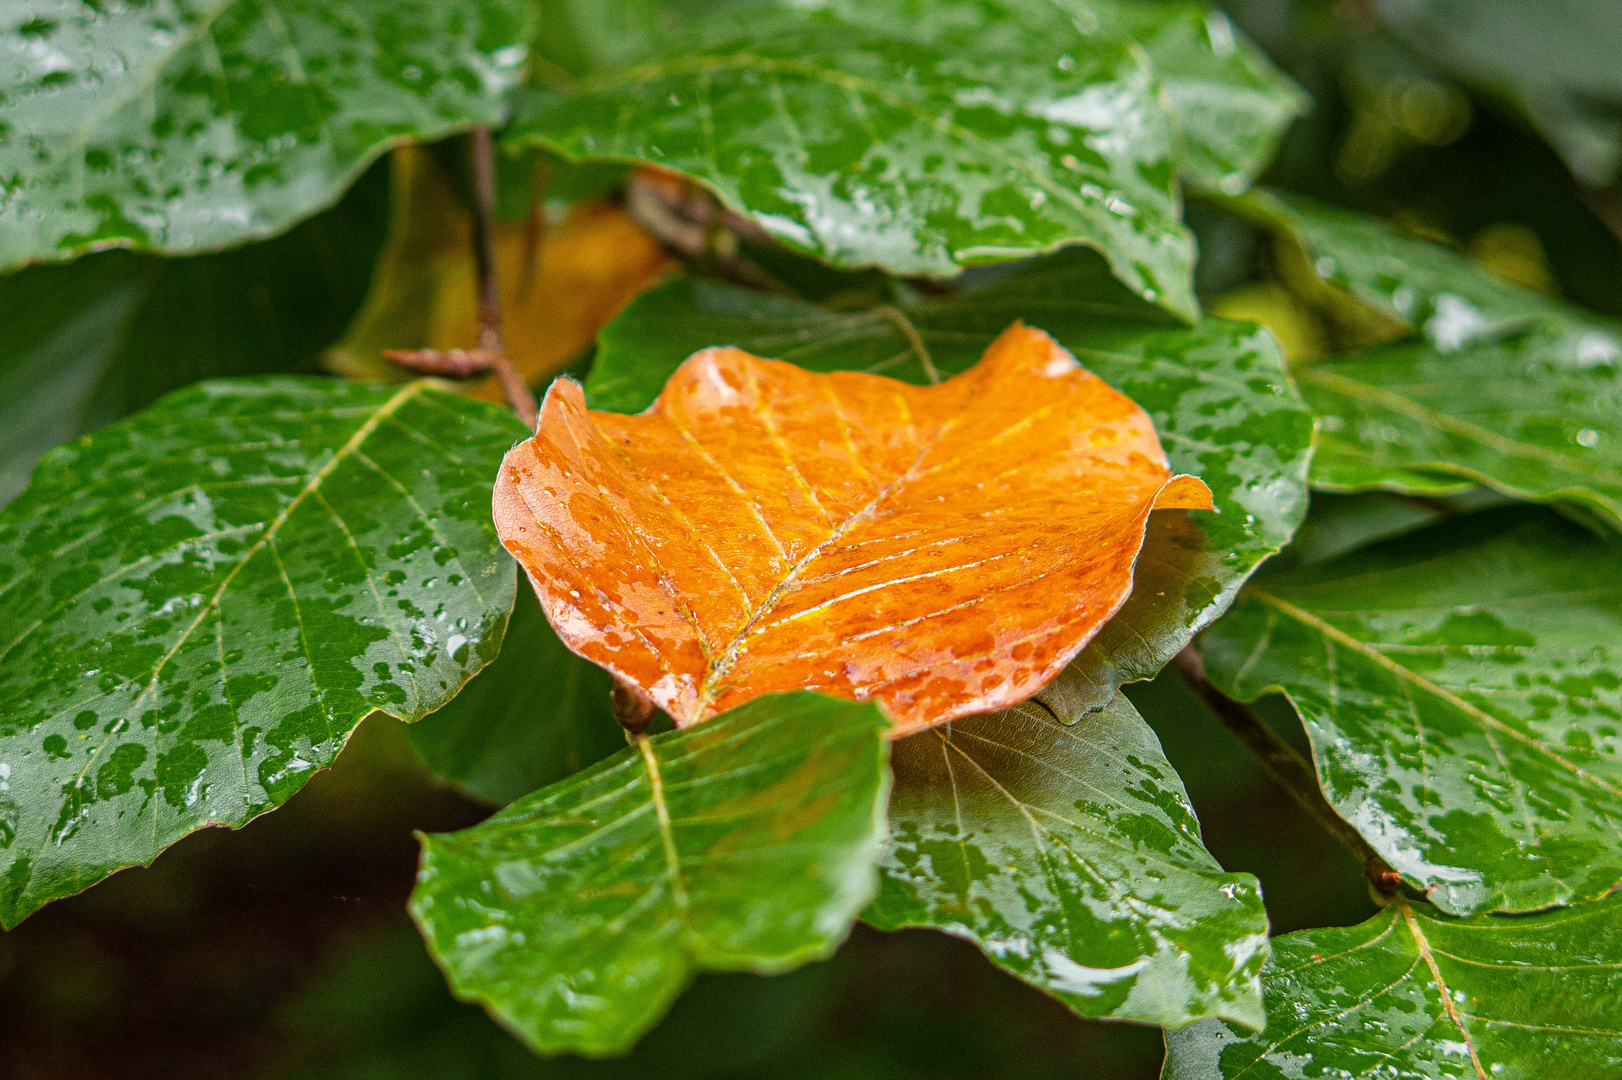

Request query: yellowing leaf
[
  {"left": 324, "top": 146, "right": 670, "bottom": 395},
  {"left": 494, "top": 324, "right": 1213, "bottom": 737}
]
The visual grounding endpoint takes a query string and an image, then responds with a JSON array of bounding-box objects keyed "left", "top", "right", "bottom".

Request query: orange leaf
[{"left": 494, "top": 324, "right": 1214, "bottom": 737}]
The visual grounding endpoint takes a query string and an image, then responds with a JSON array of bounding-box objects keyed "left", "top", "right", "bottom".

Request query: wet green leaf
[
  {"left": 0, "top": 163, "right": 388, "bottom": 507},
  {"left": 588, "top": 256, "right": 1314, "bottom": 712},
  {"left": 409, "top": 583, "right": 620, "bottom": 807},
  {"left": 0, "top": 378, "right": 528, "bottom": 927},
  {"left": 0, "top": 0, "right": 530, "bottom": 273},
  {"left": 1226, "top": 191, "right": 1622, "bottom": 522},
  {"left": 1201, "top": 506, "right": 1622, "bottom": 916},
  {"left": 1093, "top": 1, "right": 1306, "bottom": 193},
  {"left": 1233, "top": 189, "right": 1621, "bottom": 351},
  {"left": 1165, "top": 894, "right": 1622, "bottom": 1080},
  {"left": 410, "top": 692, "right": 890, "bottom": 1057},
  {"left": 866, "top": 692, "right": 1269, "bottom": 1030},
  {"left": 509, "top": 0, "right": 1200, "bottom": 319},
  {"left": 1302, "top": 321, "right": 1622, "bottom": 528}
]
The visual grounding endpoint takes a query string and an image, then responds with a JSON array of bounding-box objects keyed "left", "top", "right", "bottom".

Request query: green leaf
[
  {"left": 1376, "top": 0, "right": 1622, "bottom": 186},
  {"left": 0, "top": 0, "right": 530, "bottom": 273},
  {"left": 409, "top": 582, "right": 621, "bottom": 807},
  {"left": 1092, "top": 1, "right": 1306, "bottom": 193},
  {"left": 0, "top": 162, "right": 388, "bottom": 508},
  {"left": 1165, "top": 894, "right": 1622, "bottom": 1080},
  {"left": 1302, "top": 321, "right": 1622, "bottom": 528},
  {"left": 1232, "top": 189, "right": 1621, "bottom": 351},
  {"left": 0, "top": 377, "right": 528, "bottom": 927},
  {"left": 509, "top": 0, "right": 1200, "bottom": 319},
  {"left": 1201, "top": 506, "right": 1622, "bottom": 916},
  {"left": 866, "top": 692, "right": 1269, "bottom": 1030},
  {"left": 410, "top": 692, "right": 890, "bottom": 1057},
  {"left": 588, "top": 256, "right": 1315, "bottom": 712}
]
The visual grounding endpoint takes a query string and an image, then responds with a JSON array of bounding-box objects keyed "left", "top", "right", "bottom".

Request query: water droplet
[{"left": 1577, "top": 428, "right": 1600, "bottom": 448}]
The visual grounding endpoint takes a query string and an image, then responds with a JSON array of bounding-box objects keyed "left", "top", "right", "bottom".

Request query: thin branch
[
  {"left": 1171, "top": 646, "right": 1404, "bottom": 896},
  {"left": 383, "top": 347, "right": 494, "bottom": 379},
  {"left": 469, "top": 125, "right": 539, "bottom": 430},
  {"left": 623, "top": 170, "right": 791, "bottom": 294}
]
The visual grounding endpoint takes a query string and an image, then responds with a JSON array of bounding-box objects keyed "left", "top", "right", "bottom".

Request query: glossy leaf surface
[
  {"left": 1202, "top": 507, "right": 1622, "bottom": 915},
  {"left": 0, "top": 0, "right": 529, "bottom": 272},
  {"left": 0, "top": 164, "right": 388, "bottom": 506},
  {"left": 0, "top": 378, "right": 527, "bottom": 926},
  {"left": 410, "top": 692, "right": 890, "bottom": 1056},
  {"left": 509, "top": 0, "right": 1199, "bottom": 318},
  {"left": 409, "top": 583, "right": 620, "bottom": 807},
  {"left": 498, "top": 325, "right": 1214, "bottom": 735},
  {"left": 1237, "top": 189, "right": 1622, "bottom": 352},
  {"left": 1166, "top": 894, "right": 1622, "bottom": 1080},
  {"left": 589, "top": 260, "right": 1314, "bottom": 713},
  {"left": 1303, "top": 322, "right": 1622, "bottom": 528},
  {"left": 1094, "top": 1, "right": 1306, "bottom": 193},
  {"left": 867, "top": 692, "right": 1268, "bottom": 1030},
  {"left": 324, "top": 147, "right": 669, "bottom": 399}
]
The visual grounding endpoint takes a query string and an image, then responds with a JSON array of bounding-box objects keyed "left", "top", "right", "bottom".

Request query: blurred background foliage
[{"left": 2, "top": 1, "right": 1619, "bottom": 1077}]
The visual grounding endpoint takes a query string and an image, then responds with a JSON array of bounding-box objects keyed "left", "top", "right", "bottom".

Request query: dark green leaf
[
  {"left": 0, "top": 0, "right": 530, "bottom": 272},
  {"left": 1232, "top": 189, "right": 1614, "bottom": 348},
  {"left": 1376, "top": 0, "right": 1622, "bottom": 186},
  {"left": 1302, "top": 321, "right": 1622, "bottom": 527},
  {"left": 1165, "top": 894, "right": 1622, "bottom": 1080},
  {"left": 1227, "top": 190, "right": 1622, "bottom": 521},
  {"left": 410, "top": 692, "right": 890, "bottom": 1057},
  {"left": 866, "top": 692, "right": 1269, "bottom": 1030},
  {"left": 1201, "top": 506, "right": 1622, "bottom": 915},
  {"left": 0, "top": 377, "right": 528, "bottom": 926},
  {"left": 1094, "top": 1, "right": 1306, "bottom": 193},
  {"left": 589, "top": 257, "right": 1314, "bottom": 712},
  {"left": 409, "top": 583, "right": 620, "bottom": 807},
  {"left": 0, "top": 163, "right": 388, "bottom": 507},
  {"left": 510, "top": 0, "right": 1199, "bottom": 318}
]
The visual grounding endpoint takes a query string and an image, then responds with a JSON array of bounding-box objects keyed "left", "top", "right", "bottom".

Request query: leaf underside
[
  {"left": 1202, "top": 507, "right": 1622, "bottom": 916},
  {"left": 0, "top": 377, "right": 528, "bottom": 926},
  {"left": 867, "top": 692, "right": 1269, "bottom": 1031},
  {"left": 410, "top": 691, "right": 890, "bottom": 1057},
  {"left": 1165, "top": 893, "right": 1622, "bottom": 1080}
]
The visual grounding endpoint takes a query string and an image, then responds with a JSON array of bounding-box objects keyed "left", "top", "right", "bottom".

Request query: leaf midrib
[
  {"left": 1298, "top": 363, "right": 1622, "bottom": 488},
  {"left": 12, "top": 381, "right": 429, "bottom": 908},
  {"left": 1249, "top": 587, "right": 1622, "bottom": 802}
]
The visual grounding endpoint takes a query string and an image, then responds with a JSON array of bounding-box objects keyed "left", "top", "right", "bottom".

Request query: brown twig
[
  {"left": 383, "top": 348, "right": 494, "bottom": 379},
  {"left": 623, "top": 170, "right": 789, "bottom": 294},
  {"left": 1171, "top": 646, "right": 1404, "bottom": 897},
  {"left": 468, "top": 126, "right": 540, "bottom": 430}
]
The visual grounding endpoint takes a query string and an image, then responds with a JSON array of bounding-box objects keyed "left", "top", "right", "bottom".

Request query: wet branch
[
  {"left": 386, "top": 126, "right": 539, "bottom": 430},
  {"left": 1171, "top": 646, "right": 1403, "bottom": 897}
]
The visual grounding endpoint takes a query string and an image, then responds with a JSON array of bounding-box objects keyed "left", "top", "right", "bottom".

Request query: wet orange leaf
[{"left": 494, "top": 325, "right": 1213, "bottom": 737}]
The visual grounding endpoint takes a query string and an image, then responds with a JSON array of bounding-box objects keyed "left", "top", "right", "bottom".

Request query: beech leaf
[
  {"left": 0, "top": 378, "right": 527, "bottom": 926},
  {"left": 1201, "top": 507, "right": 1622, "bottom": 916},
  {"left": 587, "top": 259, "right": 1315, "bottom": 714},
  {"left": 410, "top": 691, "right": 890, "bottom": 1057},
  {"left": 0, "top": 0, "right": 531, "bottom": 273},
  {"left": 495, "top": 325, "right": 1213, "bottom": 736},
  {"left": 867, "top": 692, "right": 1270, "bottom": 1031},
  {"left": 1166, "top": 894, "right": 1622, "bottom": 1079}
]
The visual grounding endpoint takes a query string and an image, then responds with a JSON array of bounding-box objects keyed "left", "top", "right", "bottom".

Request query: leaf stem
[
  {"left": 469, "top": 125, "right": 539, "bottom": 430},
  {"left": 1171, "top": 646, "right": 1403, "bottom": 897}
]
